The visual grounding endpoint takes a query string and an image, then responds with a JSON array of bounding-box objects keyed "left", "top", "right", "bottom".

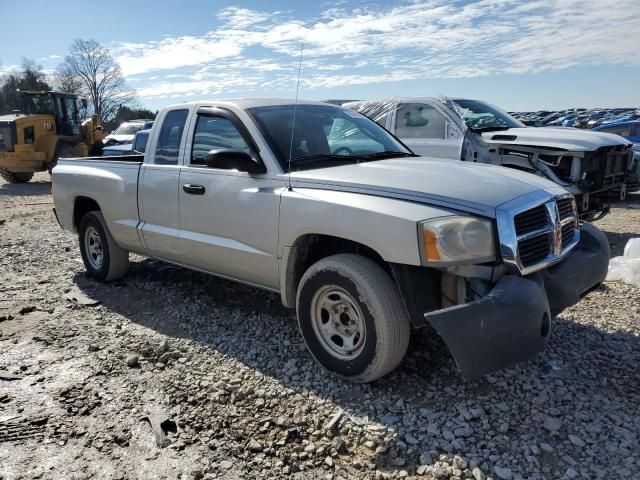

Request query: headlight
[{"left": 419, "top": 216, "right": 495, "bottom": 264}]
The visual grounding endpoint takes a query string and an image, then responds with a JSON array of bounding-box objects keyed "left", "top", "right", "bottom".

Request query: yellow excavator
[{"left": 0, "top": 91, "right": 104, "bottom": 183}]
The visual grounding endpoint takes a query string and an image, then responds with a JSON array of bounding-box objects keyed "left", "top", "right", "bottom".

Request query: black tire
[
  {"left": 296, "top": 254, "right": 410, "bottom": 382},
  {"left": 78, "top": 211, "right": 129, "bottom": 281},
  {"left": 50, "top": 143, "right": 77, "bottom": 174},
  {"left": 0, "top": 170, "right": 34, "bottom": 183}
]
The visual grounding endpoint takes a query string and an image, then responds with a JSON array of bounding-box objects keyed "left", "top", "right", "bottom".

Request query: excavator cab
[
  {"left": 20, "top": 91, "right": 82, "bottom": 138},
  {"left": 0, "top": 91, "right": 103, "bottom": 183}
]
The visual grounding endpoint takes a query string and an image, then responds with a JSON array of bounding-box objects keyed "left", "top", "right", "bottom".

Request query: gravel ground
[{"left": 1, "top": 172, "right": 639, "bottom": 480}]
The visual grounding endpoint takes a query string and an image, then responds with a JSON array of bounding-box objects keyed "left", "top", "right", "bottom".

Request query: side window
[
  {"left": 24, "top": 126, "right": 35, "bottom": 144},
  {"left": 395, "top": 103, "right": 446, "bottom": 139},
  {"left": 133, "top": 132, "right": 149, "bottom": 153},
  {"left": 632, "top": 124, "right": 640, "bottom": 136},
  {"left": 63, "top": 97, "right": 79, "bottom": 125},
  {"left": 155, "top": 109, "right": 188, "bottom": 165},
  {"left": 190, "top": 116, "right": 250, "bottom": 166},
  {"left": 606, "top": 125, "right": 631, "bottom": 137}
]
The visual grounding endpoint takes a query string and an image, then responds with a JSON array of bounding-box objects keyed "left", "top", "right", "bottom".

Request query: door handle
[{"left": 183, "top": 184, "right": 205, "bottom": 195}]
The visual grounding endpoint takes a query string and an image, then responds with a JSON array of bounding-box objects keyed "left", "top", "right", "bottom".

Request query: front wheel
[
  {"left": 78, "top": 211, "right": 129, "bottom": 281},
  {"left": 296, "top": 254, "right": 410, "bottom": 382}
]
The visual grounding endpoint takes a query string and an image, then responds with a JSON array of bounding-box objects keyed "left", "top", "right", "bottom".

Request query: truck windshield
[
  {"left": 247, "top": 104, "right": 413, "bottom": 172},
  {"left": 451, "top": 99, "right": 524, "bottom": 132},
  {"left": 114, "top": 123, "right": 144, "bottom": 135}
]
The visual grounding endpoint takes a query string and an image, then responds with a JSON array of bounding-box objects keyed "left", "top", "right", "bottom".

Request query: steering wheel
[{"left": 332, "top": 146, "right": 353, "bottom": 156}]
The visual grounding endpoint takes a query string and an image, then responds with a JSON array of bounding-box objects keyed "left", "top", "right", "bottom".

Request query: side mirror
[{"left": 205, "top": 149, "right": 266, "bottom": 174}]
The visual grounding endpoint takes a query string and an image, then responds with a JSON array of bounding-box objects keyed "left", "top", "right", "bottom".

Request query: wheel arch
[
  {"left": 280, "top": 233, "right": 391, "bottom": 309},
  {"left": 73, "top": 196, "right": 101, "bottom": 231},
  {"left": 280, "top": 233, "right": 443, "bottom": 327}
]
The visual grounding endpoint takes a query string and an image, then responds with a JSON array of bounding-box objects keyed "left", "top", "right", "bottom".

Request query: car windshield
[
  {"left": 113, "top": 123, "right": 144, "bottom": 135},
  {"left": 451, "top": 99, "right": 524, "bottom": 132},
  {"left": 247, "top": 104, "right": 413, "bottom": 172}
]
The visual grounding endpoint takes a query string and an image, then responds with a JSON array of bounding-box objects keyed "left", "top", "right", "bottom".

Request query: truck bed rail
[{"left": 61, "top": 154, "right": 144, "bottom": 164}]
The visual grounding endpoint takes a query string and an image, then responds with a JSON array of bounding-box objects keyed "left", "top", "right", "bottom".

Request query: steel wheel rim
[
  {"left": 84, "top": 226, "right": 104, "bottom": 269},
  {"left": 310, "top": 285, "right": 366, "bottom": 360}
]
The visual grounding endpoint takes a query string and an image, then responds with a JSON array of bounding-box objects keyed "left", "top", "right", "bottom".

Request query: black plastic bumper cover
[
  {"left": 426, "top": 275, "right": 551, "bottom": 380},
  {"left": 425, "top": 223, "right": 609, "bottom": 380},
  {"left": 541, "top": 222, "right": 610, "bottom": 315}
]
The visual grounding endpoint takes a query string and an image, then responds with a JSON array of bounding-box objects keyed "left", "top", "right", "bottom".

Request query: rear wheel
[
  {"left": 0, "top": 169, "right": 33, "bottom": 183},
  {"left": 296, "top": 254, "right": 410, "bottom": 382},
  {"left": 78, "top": 211, "right": 129, "bottom": 281}
]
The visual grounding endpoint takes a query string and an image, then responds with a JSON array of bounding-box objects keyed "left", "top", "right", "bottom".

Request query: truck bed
[{"left": 52, "top": 156, "right": 144, "bottom": 252}]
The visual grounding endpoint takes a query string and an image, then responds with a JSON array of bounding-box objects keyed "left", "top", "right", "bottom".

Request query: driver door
[{"left": 176, "top": 109, "right": 281, "bottom": 289}]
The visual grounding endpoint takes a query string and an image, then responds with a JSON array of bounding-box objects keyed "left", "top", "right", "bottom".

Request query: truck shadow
[
  {"left": 0, "top": 180, "right": 51, "bottom": 197},
  {"left": 72, "top": 259, "right": 640, "bottom": 476}
]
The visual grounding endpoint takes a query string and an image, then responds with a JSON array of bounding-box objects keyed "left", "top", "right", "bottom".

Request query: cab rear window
[{"left": 154, "top": 110, "right": 188, "bottom": 165}]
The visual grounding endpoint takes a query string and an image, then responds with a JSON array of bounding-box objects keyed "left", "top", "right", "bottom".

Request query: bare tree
[
  {"left": 54, "top": 63, "right": 83, "bottom": 95},
  {"left": 58, "top": 39, "right": 134, "bottom": 122},
  {"left": 53, "top": 63, "right": 87, "bottom": 118},
  {"left": 0, "top": 58, "right": 52, "bottom": 113}
]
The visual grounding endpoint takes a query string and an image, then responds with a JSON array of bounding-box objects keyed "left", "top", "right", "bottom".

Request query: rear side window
[
  {"left": 155, "top": 109, "right": 188, "bottom": 164},
  {"left": 395, "top": 103, "right": 446, "bottom": 139},
  {"left": 190, "top": 116, "right": 250, "bottom": 165}
]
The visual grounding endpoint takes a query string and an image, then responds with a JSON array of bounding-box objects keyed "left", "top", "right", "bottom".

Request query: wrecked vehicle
[
  {"left": 345, "top": 98, "right": 634, "bottom": 219},
  {"left": 52, "top": 99, "right": 609, "bottom": 382}
]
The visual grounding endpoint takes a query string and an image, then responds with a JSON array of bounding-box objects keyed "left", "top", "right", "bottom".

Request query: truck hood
[
  {"left": 290, "top": 157, "right": 562, "bottom": 217},
  {"left": 104, "top": 134, "right": 134, "bottom": 144},
  {"left": 480, "top": 127, "right": 631, "bottom": 151}
]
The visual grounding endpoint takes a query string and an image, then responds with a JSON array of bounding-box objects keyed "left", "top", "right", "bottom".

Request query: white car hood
[
  {"left": 290, "top": 157, "right": 563, "bottom": 217},
  {"left": 104, "top": 134, "right": 134, "bottom": 144},
  {"left": 481, "top": 127, "right": 631, "bottom": 151}
]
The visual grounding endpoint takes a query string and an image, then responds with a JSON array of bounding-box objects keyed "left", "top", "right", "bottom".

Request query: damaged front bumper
[{"left": 424, "top": 223, "right": 609, "bottom": 380}]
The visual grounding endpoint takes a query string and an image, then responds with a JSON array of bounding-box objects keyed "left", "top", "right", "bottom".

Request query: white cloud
[
  {"left": 112, "top": 1, "right": 640, "bottom": 100},
  {"left": 216, "top": 6, "right": 281, "bottom": 29},
  {"left": 115, "top": 35, "right": 244, "bottom": 76},
  {"left": 0, "top": 64, "right": 20, "bottom": 75}
]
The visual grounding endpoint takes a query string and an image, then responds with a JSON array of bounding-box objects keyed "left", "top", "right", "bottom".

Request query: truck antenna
[{"left": 287, "top": 44, "right": 304, "bottom": 191}]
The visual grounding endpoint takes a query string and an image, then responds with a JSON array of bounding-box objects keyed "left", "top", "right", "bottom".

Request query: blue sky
[{"left": 1, "top": 0, "right": 639, "bottom": 112}]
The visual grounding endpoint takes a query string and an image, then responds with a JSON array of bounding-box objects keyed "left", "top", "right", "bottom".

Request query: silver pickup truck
[
  {"left": 52, "top": 99, "right": 609, "bottom": 382},
  {"left": 345, "top": 98, "right": 633, "bottom": 220}
]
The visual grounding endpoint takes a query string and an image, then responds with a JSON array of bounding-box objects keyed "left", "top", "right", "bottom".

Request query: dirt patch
[{"left": 1, "top": 172, "right": 639, "bottom": 479}]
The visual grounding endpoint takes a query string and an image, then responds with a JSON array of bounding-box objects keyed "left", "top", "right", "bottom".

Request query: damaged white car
[{"left": 345, "top": 98, "right": 634, "bottom": 219}]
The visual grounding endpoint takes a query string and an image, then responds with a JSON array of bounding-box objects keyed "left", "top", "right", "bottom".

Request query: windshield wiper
[
  {"left": 292, "top": 154, "right": 364, "bottom": 163},
  {"left": 364, "top": 151, "right": 418, "bottom": 160}
]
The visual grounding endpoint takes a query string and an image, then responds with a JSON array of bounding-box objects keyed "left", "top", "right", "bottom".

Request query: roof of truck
[{"left": 162, "top": 98, "right": 332, "bottom": 110}]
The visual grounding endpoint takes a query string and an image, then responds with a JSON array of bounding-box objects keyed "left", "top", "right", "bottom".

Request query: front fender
[{"left": 278, "top": 187, "right": 454, "bottom": 265}]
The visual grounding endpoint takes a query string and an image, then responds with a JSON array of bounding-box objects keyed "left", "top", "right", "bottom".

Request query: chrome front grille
[
  {"left": 514, "top": 204, "right": 547, "bottom": 235},
  {"left": 496, "top": 190, "right": 580, "bottom": 275}
]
